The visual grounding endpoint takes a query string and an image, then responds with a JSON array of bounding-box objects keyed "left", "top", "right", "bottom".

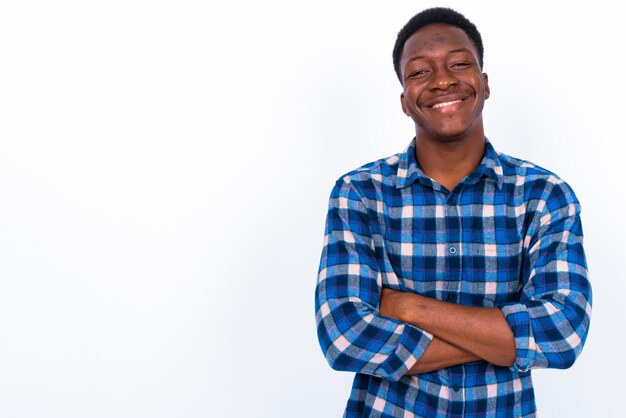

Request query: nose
[{"left": 428, "top": 67, "right": 458, "bottom": 90}]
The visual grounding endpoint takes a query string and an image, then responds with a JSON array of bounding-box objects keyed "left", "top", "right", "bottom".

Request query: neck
[{"left": 414, "top": 131, "right": 486, "bottom": 192}]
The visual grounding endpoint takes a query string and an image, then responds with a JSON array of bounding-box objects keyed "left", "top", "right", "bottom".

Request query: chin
[
  {"left": 427, "top": 119, "right": 481, "bottom": 143},
  {"left": 430, "top": 128, "right": 471, "bottom": 143}
]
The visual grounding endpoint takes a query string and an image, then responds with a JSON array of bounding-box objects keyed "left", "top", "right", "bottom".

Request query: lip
[
  {"left": 423, "top": 95, "right": 468, "bottom": 109},
  {"left": 431, "top": 99, "right": 464, "bottom": 110}
]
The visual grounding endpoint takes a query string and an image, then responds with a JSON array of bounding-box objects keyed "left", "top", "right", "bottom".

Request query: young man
[{"left": 315, "top": 7, "right": 592, "bottom": 418}]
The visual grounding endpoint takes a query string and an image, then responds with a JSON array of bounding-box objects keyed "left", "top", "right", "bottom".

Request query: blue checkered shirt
[{"left": 315, "top": 139, "right": 592, "bottom": 417}]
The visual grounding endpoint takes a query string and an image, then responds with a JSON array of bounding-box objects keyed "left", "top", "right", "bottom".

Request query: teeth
[{"left": 432, "top": 99, "right": 462, "bottom": 109}]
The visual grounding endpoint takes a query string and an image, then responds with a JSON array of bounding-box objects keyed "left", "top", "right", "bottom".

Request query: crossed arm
[
  {"left": 379, "top": 288, "right": 515, "bottom": 374},
  {"left": 316, "top": 178, "right": 591, "bottom": 381}
]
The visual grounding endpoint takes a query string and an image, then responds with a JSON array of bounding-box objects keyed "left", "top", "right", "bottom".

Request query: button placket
[
  {"left": 444, "top": 194, "right": 462, "bottom": 303},
  {"left": 447, "top": 367, "right": 464, "bottom": 413}
]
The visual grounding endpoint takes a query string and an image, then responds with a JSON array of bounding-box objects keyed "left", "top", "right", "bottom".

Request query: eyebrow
[{"left": 407, "top": 47, "right": 474, "bottom": 63}]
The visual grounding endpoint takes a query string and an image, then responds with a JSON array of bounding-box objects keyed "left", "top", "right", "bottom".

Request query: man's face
[{"left": 400, "top": 23, "right": 490, "bottom": 143}]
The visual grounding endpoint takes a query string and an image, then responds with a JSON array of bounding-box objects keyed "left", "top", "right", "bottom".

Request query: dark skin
[{"left": 380, "top": 23, "right": 516, "bottom": 374}]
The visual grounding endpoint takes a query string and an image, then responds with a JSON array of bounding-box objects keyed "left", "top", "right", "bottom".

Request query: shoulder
[
  {"left": 332, "top": 151, "right": 404, "bottom": 195},
  {"left": 498, "top": 151, "right": 580, "bottom": 209},
  {"left": 498, "top": 151, "right": 557, "bottom": 179}
]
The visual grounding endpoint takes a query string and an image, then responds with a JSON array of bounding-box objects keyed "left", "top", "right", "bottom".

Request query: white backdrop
[{"left": 0, "top": 1, "right": 623, "bottom": 417}]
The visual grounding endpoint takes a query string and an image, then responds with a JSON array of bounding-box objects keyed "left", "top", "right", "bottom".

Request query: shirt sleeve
[
  {"left": 500, "top": 179, "right": 592, "bottom": 372},
  {"left": 315, "top": 177, "right": 433, "bottom": 382}
]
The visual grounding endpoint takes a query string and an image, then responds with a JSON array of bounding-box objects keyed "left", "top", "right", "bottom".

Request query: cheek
[
  {"left": 405, "top": 89, "right": 423, "bottom": 108},
  {"left": 478, "top": 78, "right": 489, "bottom": 99}
]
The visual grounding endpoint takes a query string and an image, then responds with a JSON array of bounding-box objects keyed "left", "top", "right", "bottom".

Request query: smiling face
[{"left": 400, "top": 23, "right": 490, "bottom": 144}]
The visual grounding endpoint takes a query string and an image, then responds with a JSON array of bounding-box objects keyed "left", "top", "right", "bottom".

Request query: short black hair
[{"left": 392, "top": 7, "right": 484, "bottom": 84}]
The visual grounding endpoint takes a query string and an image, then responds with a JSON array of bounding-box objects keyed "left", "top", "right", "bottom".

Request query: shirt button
[
  {"left": 446, "top": 293, "right": 455, "bottom": 301},
  {"left": 452, "top": 385, "right": 461, "bottom": 392},
  {"left": 449, "top": 246, "right": 457, "bottom": 255}
]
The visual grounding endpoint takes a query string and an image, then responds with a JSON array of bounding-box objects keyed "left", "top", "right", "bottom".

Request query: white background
[{"left": 0, "top": 1, "right": 623, "bottom": 417}]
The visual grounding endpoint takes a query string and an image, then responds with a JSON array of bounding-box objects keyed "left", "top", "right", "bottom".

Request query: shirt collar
[{"left": 395, "top": 137, "right": 504, "bottom": 190}]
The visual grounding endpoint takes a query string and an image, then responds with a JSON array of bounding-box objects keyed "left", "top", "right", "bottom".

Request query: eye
[
  {"left": 451, "top": 62, "right": 471, "bottom": 69},
  {"left": 407, "top": 69, "right": 429, "bottom": 79}
]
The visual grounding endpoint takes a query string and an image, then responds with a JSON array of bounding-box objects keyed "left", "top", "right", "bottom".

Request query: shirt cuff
[
  {"left": 375, "top": 323, "right": 433, "bottom": 381},
  {"left": 500, "top": 303, "right": 536, "bottom": 372}
]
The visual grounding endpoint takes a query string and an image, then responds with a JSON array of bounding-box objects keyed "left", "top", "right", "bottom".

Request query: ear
[
  {"left": 483, "top": 73, "right": 490, "bottom": 100},
  {"left": 400, "top": 93, "right": 409, "bottom": 116}
]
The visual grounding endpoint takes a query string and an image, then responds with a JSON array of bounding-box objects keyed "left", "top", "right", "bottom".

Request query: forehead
[{"left": 401, "top": 23, "right": 477, "bottom": 63}]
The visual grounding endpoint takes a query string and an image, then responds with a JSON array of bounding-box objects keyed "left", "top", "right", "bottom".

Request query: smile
[{"left": 431, "top": 99, "right": 464, "bottom": 109}]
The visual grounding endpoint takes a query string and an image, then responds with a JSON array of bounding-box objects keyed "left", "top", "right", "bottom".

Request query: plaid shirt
[{"left": 315, "top": 139, "right": 592, "bottom": 417}]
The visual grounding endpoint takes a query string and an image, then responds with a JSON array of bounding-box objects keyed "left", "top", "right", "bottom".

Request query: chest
[{"left": 370, "top": 182, "right": 528, "bottom": 306}]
